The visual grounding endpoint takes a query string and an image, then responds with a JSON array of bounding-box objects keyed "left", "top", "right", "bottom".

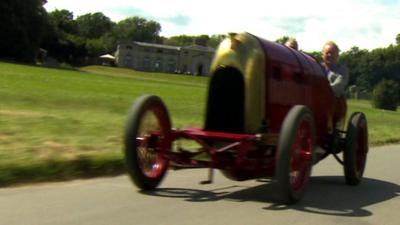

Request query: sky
[{"left": 44, "top": 0, "right": 400, "bottom": 52}]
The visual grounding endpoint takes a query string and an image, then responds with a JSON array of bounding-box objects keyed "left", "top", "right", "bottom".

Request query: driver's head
[
  {"left": 322, "top": 41, "right": 339, "bottom": 67},
  {"left": 285, "top": 38, "right": 298, "bottom": 50}
]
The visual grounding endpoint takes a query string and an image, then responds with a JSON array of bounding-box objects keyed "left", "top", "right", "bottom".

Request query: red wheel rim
[
  {"left": 289, "top": 119, "right": 313, "bottom": 192},
  {"left": 355, "top": 122, "right": 367, "bottom": 176},
  {"left": 136, "top": 105, "right": 169, "bottom": 178}
]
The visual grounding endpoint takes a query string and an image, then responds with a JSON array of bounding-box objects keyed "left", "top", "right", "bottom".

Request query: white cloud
[{"left": 44, "top": 0, "right": 400, "bottom": 51}]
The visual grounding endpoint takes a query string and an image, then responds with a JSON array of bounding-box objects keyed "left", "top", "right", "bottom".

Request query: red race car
[{"left": 123, "top": 32, "right": 368, "bottom": 204}]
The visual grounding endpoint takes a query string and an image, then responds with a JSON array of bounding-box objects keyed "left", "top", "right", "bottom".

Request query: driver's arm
[{"left": 328, "top": 65, "right": 349, "bottom": 97}]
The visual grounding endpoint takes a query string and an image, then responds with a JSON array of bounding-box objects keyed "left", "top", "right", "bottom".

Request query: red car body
[{"left": 124, "top": 32, "right": 367, "bottom": 204}]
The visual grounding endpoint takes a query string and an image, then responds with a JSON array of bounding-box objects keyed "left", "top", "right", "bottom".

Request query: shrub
[{"left": 372, "top": 79, "right": 400, "bottom": 111}]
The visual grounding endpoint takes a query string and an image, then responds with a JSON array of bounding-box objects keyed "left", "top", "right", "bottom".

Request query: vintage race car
[{"left": 123, "top": 32, "right": 368, "bottom": 204}]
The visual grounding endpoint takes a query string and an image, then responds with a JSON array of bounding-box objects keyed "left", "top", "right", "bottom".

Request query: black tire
[
  {"left": 344, "top": 112, "right": 368, "bottom": 185},
  {"left": 124, "top": 95, "right": 172, "bottom": 190},
  {"left": 276, "top": 105, "right": 316, "bottom": 204}
]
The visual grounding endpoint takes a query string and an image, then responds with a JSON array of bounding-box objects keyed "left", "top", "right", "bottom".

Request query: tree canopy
[
  {"left": 163, "top": 34, "right": 225, "bottom": 48},
  {"left": 114, "top": 17, "right": 162, "bottom": 43},
  {"left": 76, "top": 12, "right": 114, "bottom": 39},
  {"left": 0, "top": 0, "right": 47, "bottom": 62},
  {"left": 340, "top": 44, "right": 400, "bottom": 93},
  {"left": 41, "top": 9, "right": 84, "bottom": 64},
  {"left": 275, "top": 36, "right": 290, "bottom": 45}
]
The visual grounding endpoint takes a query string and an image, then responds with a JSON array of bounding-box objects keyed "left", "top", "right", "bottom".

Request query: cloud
[
  {"left": 367, "top": 0, "right": 399, "bottom": 5},
  {"left": 276, "top": 17, "right": 308, "bottom": 34},
  {"left": 161, "top": 14, "right": 191, "bottom": 26},
  {"left": 263, "top": 16, "right": 324, "bottom": 34},
  {"left": 108, "top": 6, "right": 190, "bottom": 26},
  {"left": 109, "top": 6, "right": 145, "bottom": 18},
  {"left": 356, "top": 24, "right": 383, "bottom": 38}
]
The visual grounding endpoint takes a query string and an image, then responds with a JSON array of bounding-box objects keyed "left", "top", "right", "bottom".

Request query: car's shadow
[{"left": 141, "top": 176, "right": 400, "bottom": 217}]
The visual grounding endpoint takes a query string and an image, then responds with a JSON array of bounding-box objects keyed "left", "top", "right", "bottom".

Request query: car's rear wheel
[{"left": 344, "top": 112, "right": 368, "bottom": 185}]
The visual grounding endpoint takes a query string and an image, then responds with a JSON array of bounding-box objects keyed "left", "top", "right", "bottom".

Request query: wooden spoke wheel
[
  {"left": 276, "top": 105, "right": 316, "bottom": 204},
  {"left": 124, "top": 95, "right": 172, "bottom": 190}
]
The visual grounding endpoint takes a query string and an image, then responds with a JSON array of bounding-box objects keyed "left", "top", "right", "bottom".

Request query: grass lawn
[
  {"left": 0, "top": 62, "right": 399, "bottom": 186},
  {"left": 0, "top": 62, "right": 207, "bottom": 185},
  {"left": 347, "top": 99, "right": 400, "bottom": 145}
]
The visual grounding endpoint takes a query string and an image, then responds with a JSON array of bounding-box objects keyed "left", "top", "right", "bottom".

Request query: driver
[
  {"left": 321, "top": 41, "right": 349, "bottom": 130},
  {"left": 321, "top": 41, "right": 349, "bottom": 97},
  {"left": 285, "top": 38, "right": 299, "bottom": 50}
]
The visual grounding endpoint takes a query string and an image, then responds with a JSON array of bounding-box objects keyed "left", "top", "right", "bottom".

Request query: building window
[
  {"left": 154, "top": 59, "right": 162, "bottom": 71},
  {"left": 143, "top": 57, "right": 150, "bottom": 69},
  {"left": 197, "top": 64, "right": 204, "bottom": 76},
  {"left": 183, "top": 65, "right": 188, "bottom": 73},
  {"left": 168, "top": 63, "right": 175, "bottom": 73},
  {"left": 124, "top": 55, "right": 132, "bottom": 67}
]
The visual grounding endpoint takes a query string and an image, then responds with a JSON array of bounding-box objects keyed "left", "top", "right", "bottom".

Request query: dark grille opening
[{"left": 205, "top": 67, "right": 245, "bottom": 133}]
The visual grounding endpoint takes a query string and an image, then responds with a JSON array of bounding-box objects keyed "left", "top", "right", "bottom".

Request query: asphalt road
[{"left": 1, "top": 145, "right": 399, "bottom": 225}]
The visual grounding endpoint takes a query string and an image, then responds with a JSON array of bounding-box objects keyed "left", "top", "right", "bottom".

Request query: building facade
[{"left": 115, "top": 42, "right": 215, "bottom": 76}]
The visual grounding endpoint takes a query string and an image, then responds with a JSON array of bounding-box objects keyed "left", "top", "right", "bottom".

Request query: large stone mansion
[{"left": 115, "top": 41, "right": 215, "bottom": 76}]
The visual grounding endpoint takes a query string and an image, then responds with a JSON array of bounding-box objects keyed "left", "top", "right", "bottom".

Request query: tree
[
  {"left": 47, "top": 9, "right": 77, "bottom": 34},
  {"left": 85, "top": 33, "right": 116, "bottom": 57},
  {"left": 41, "top": 9, "right": 86, "bottom": 64},
  {"left": 114, "top": 16, "right": 161, "bottom": 43},
  {"left": 339, "top": 46, "right": 369, "bottom": 88},
  {"left": 74, "top": 12, "right": 116, "bottom": 57},
  {"left": 306, "top": 51, "right": 322, "bottom": 62},
  {"left": 208, "top": 34, "right": 226, "bottom": 48},
  {"left": 164, "top": 34, "right": 223, "bottom": 48},
  {"left": 275, "top": 36, "right": 290, "bottom": 45},
  {"left": 0, "top": 0, "right": 47, "bottom": 62},
  {"left": 396, "top": 33, "right": 400, "bottom": 45},
  {"left": 76, "top": 12, "right": 114, "bottom": 39},
  {"left": 194, "top": 35, "right": 210, "bottom": 46},
  {"left": 372, "top": 79, "right": 399, "bottom": 111},
  {"left": 164, "top": 35, "right": 194, "bottom": 46}
]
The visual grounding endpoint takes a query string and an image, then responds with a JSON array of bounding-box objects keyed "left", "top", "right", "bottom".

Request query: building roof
[
  {"left": 182, "top": 45, "right": 215, "bottom": 52},
  {"left": 133, "top": 42, "right": 181, "bottom": 50},
  {"left": 100, "top": 54, "right": 115, "bottom": 60},
  {"left": 131, "top": 42, "right": 215, "bottom": 52}
]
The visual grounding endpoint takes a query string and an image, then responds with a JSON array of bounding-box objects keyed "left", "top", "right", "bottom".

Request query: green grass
[
  {"left": 347, "top": 99, "right": 400, "bottom": 145},
  {"left": 0, "top": 62, "right": 207, "bottom": 186},
  {"left": 0, "top": 61, "right": 399, "bottom": 186}
]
